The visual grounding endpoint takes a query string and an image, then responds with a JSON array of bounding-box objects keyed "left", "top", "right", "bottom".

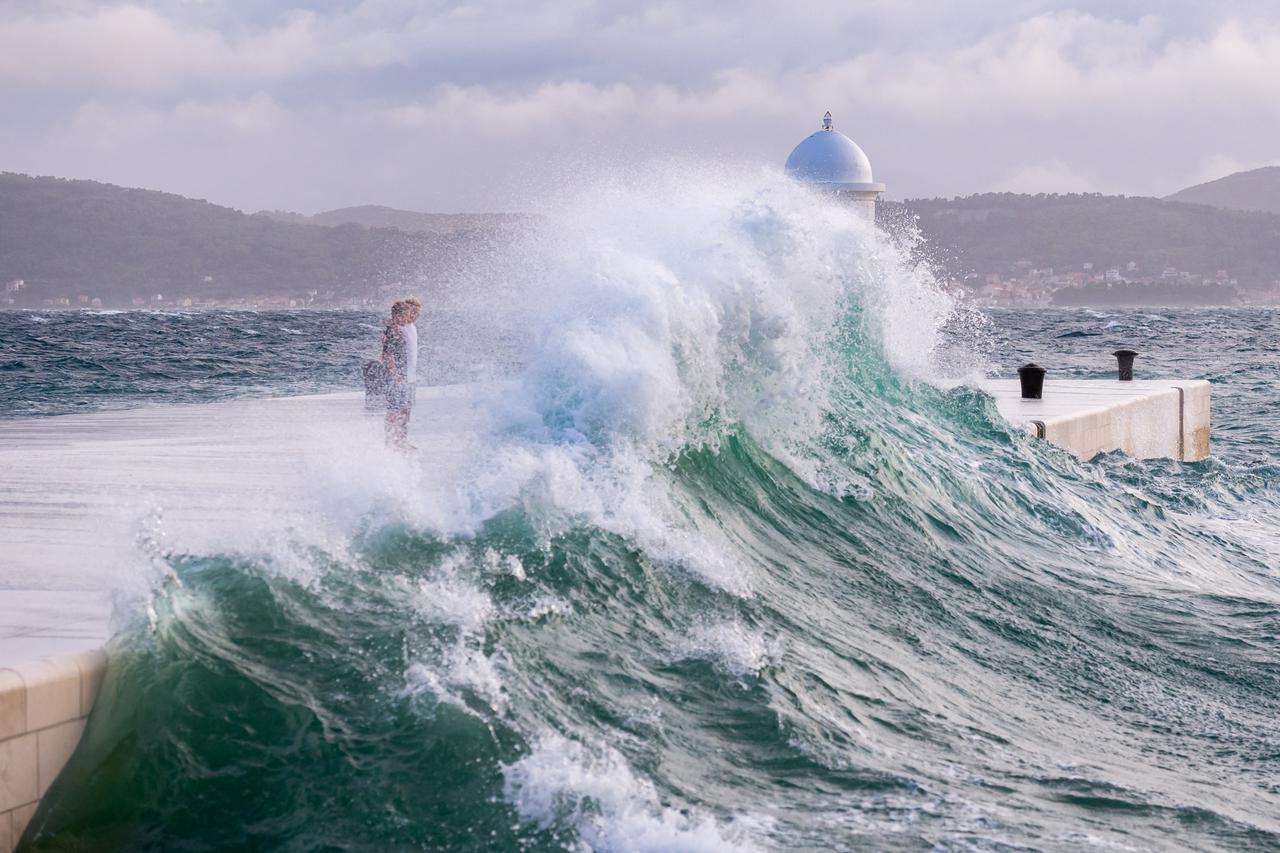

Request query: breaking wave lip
[
  {"left": 670, "top": 617, "right": 779, "bottom": 679},
  {"left": 411, "top": 164, "right": 968, "bottom": 596},
  {"left": 503, "top": 735, "right": 765, "bottom": 853}
]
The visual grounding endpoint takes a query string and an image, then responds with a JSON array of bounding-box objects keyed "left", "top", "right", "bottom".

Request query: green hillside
[
  {"left": 6, "top": 173, "right": 1280, "bottom": 309},
  {"left": 258, "top": 205, "right": 526, "bottom": 235},
  {"left": 894, "top": 193, "right": 1280, "bottom": 291},
  {"left": 0, "top": 173, "right": 475, "bottom": 307}
]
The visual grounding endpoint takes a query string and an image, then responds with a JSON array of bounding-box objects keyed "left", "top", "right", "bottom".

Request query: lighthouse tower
[{"left": 784, "top": 112, "right": 884, "bottom": 225}]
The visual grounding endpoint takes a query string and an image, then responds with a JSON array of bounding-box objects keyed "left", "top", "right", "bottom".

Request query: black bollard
[
  {"left": 1113, "top": 349, "right": 1137, "bottom": 381},
  {"left": 1018, "top": 363, "right": 1046, "bottom": 399}
]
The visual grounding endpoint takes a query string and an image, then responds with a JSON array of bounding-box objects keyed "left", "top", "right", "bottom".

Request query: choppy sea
[{"left": 2, "top": 171, "right": 1277, "bottom": 851}]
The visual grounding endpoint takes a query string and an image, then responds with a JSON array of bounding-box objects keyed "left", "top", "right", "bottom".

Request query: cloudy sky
[{"left": 2, "top": 0, "right": 1279, "bottom": 213}]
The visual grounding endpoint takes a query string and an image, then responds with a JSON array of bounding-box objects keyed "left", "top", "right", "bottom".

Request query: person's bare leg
[
  {"left": 401, "top": 406, "right": 414, "bottom": 450},
  {"left": 385, "top": 408, "right": 410, "bottom": 449},
  {"left": 385, "top": 409, "right": 404, "bottom": 448}
]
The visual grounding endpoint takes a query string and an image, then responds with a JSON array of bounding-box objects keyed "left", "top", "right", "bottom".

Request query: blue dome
[{"left": 785, "top": 113, "right": 884, "bottom": 192}]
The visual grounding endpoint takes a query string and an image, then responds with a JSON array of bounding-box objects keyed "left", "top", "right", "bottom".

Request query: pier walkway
[{"left": 1, "top": 385, "right": 492, "bottom": 662}]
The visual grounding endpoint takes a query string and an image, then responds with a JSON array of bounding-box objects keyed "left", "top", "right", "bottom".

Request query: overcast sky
[{"left": 2, "top": 0, "right": 1279, "bottom": 213}]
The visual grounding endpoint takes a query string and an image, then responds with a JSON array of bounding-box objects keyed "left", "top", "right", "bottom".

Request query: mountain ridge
[
  {"left": 5, "top": 171, "right": 1280, "bottom": 308},
  {"left": 0, "top": 172, "right": 488, "bottom": 308},
  {"left": 1165, "top": 166, "right": 1280, "bottom": 214},
  {"left": 255, "top": 205, "right": 527, "bottom": 235},
  {"left": 891, "top": 192, "right": 1280, "bottom": 302}
]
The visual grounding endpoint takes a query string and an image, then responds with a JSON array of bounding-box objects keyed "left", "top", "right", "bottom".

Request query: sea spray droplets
[
  {"left": 483, "top": 547, "right": 527, "bottom": 580},
  {"left": 404, "top": 550, "right": 507, "bottom": 711},
  {"left": 672, "top": 617, "right": 779, "bottom": 679},
  {"left": 503, "top": 735, "right": 760, "bottom": 852},
  {"left": 412, "top": 552, "right": 495, "bottom": 632}
]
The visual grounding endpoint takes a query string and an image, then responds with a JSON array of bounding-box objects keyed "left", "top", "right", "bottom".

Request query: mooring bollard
[
  {"left": 1018, "top": 363, "right": 1046, "bottom": 399},
  {"left": 1113, "top": 349, "right": 1137, "bottom": 381}
]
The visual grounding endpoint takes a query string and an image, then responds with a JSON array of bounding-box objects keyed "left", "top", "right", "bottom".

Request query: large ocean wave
[{"left": 21, "top": 169, "right": 1280, "bottom": 851}]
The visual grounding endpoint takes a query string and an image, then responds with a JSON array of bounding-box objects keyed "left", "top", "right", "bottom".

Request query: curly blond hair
[{"left": 391, "top": 296, "right": 421, "bottom": 318}]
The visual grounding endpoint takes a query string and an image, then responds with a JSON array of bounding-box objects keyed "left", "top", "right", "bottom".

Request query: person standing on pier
[{"left": 381, "top": 297, "right": 421, "bottom": 449}]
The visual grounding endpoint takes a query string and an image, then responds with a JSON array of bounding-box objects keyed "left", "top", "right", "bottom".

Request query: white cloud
[
  {"left": 383, "top": 68, "right": 792, "bottom": 135},
  {"left": 4, "top": 2, "right": 1280, "bottom": 209},
  {"left": 0, "top": 5, "right": 223, "bottom": 88},
  {"left": 387, "top": 81, "right": 640, "bottom": 133},
  {"left": 988, "top": 159, "right": 1100, "bottom": 194},
  {"left": 0, "top": 5, "right": 411, "bottom": 89},
  {"left": 70, "top": 92, "right": 281, "bottom": 142},
  {"left": 173, "top": 93, "right": 282, "bottom": 133}
]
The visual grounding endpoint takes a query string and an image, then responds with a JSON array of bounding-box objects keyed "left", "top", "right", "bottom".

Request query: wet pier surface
[{"left": 0, "top": 385, "right": 491, "bottom": 668}]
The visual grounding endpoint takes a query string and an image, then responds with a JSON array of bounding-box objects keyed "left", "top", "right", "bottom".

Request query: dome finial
[{"left": 822, "top": 111, "right": 833, "bottom": 131}]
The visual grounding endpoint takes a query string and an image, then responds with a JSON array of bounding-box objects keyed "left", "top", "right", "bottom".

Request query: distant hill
[
  {"left": 6, "top": 172, "right": 1279, "bottom": 310},
  {"left": 893, "top": 192, "right": 1280, "bottom": 299},
  {"left": 0, "top": 174, "right": 498, "bottom": 308},
  {"left": 1165, "top": 166, "right": 1280, "bottom": 214},
  {"left": 257, "top": 205, "right": 526, "bottom": 235}
]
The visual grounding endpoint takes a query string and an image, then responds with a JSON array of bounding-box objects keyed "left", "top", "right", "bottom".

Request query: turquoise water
[{"left": 8, "top": 172, "right": 1279, "bottom": 851}]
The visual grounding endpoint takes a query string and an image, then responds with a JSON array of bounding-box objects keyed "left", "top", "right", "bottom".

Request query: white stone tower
[{"left": 784, "top": 111, "right": 884, "bottom": 224}]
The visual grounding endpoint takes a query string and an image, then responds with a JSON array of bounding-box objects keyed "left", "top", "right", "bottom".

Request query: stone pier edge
[{"left": 0, "top": 649, "right": 106, "bottom": 852}]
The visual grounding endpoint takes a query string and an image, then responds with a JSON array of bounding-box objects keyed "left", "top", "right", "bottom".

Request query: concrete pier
[
  {"left": 1, "top": 648, "right": 105, "bottom": 849},
  {"left": 985, "top": 378, "right": 1211, "bottom": 461}
]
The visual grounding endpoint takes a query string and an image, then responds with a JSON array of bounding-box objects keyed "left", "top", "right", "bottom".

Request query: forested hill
[
  {"left": 0, "top": 173, "right": 486, "bottom": 307},
  {"left": 257, "top": 205, "right": 526, "bottom": 235},
  {"left": 893, "top": 193, "right": 1280, "bottom": 287},
  {"left": 8, "top": 173, "right": 1280, "bottom": 308}
]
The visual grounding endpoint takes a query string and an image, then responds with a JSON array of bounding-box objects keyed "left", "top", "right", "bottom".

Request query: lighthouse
[{"left": 784, "top": 111, "right": 885, "bottom": 225}]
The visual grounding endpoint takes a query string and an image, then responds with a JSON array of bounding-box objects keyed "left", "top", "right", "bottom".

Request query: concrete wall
[
  {"left": 987, "top": 379, "right": 1211, "bottom": 462},
  {"left": 1038, "top": 380, "right": 1211, "bottom": 462},
  {"left": 1179, "top": 380, "right": 1212, "bottom": 460},
  {"left": 1040, "top": 386, "right": 1181, "bottom": 461},
  {"left": 0, "top": 650, "right": 105, "bottom": 852}
]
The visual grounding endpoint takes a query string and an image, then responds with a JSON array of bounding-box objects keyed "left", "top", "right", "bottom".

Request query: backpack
[{"left": 362, "top": 360, "right": 389, "bottom": 410}]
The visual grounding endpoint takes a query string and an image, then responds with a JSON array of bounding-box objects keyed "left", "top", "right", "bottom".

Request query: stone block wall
[
  {"left": 0, "top": 650, "right": 106, "bottom": 852},
  {"left": 1040, "top": 386, "right": 1184, "bottom": 461}
]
